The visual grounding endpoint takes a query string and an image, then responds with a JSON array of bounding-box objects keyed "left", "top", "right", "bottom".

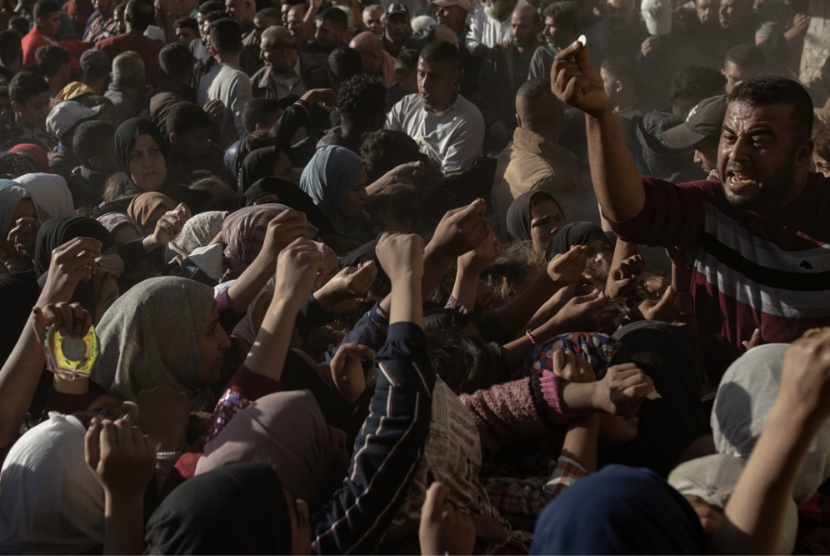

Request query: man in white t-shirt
[
  {"left": 205, "top": 18, "right": 253, "bottom": 148},
  {"left": 385, "top": 40, "right": 484, "bottom": 175}
]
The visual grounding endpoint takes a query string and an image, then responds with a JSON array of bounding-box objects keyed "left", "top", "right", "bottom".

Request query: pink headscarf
[{"left": 195, "top": 390, "right": 333, "bottom": 511}]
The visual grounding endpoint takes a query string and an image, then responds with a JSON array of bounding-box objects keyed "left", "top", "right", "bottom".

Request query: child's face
[{"left": 396, "top": 67, "right": 417, "bottom": 95}]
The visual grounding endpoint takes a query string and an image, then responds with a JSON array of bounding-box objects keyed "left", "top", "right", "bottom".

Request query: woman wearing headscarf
[
  {"left": 238, "top": 146, "right": 296, "bottom": 194},
  {"left": 0, "top": 413, "right": 106, "bottom": 554},
  {"left": 241, "top": 177, "right": 338, "bottom": 236},
  {"left": 15, "top": 173, "right": 75, "bottom": 221},
  {"left": 91, "top": 276, "right": 230, "bottom": 411},
  {"left": 96, "top": 212, "right": 143, "bottom": 245},
  {"left": 195, "top": 391, "right": 346, "bottom": 512},
  {"left": 8, "top": 143, "right": 49, "bottom": 173},
  {"left": 0, "top": 152, "right": 33, "bottom": 178},
  {"left": 0, "top": 180, "right": 39, "bottom": 273},
  {"left": 221, "top": 204, "right": 318, "bottom": 281},
  {"left": 713, "top": 343, "right": 830, "bottom": 505},
  {"left": 505, "top": 191, "right": 569, "bottom": 256},
  {"left": 113, "top": 118, "right": 209, "bottom": 213},
  {"left": 146, "top": 463, "right": 295, "bottom": 554},
  {"left": 165, "top": 210, "right": 227, "bottom": 263},
  {"left": 300, "top": 145, "right": 374, "bottom": 245},
  {"left": 32, "top": 217, "right": 121, "bottom": 322}
]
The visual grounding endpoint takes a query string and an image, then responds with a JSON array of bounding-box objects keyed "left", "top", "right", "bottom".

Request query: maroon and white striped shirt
[{"left": 611, "top": 173, "right": 830, "bottom": 381}]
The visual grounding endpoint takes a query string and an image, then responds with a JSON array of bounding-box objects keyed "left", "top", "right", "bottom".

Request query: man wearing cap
[
  {"left": 21, "top": 0, "right": 90, "bottom": 70},
  {"left": 663, "top": 95, "right": 729, "bottom": 181},
  {"left": 381, "top": 3, "right": 413, "bottom": 58},
  {"left": 553, "top": 40, "right": 830, "bottom": 382},
  {"left": 85, "top": 0, "right": 119, "bottom": 44},
  {"left": 45, "top": 100, "right": 101, "bottom": 179},
  {"left": 434, "top": 0, "right": 470, "bottom": 39},
  {"left": 464, "top": 0, "right": 528, "bottom": 58}
]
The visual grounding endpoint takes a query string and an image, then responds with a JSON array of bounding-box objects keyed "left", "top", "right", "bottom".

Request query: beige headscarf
[{"left": 92, "top": 276, "right": 217, "bottom": 411}]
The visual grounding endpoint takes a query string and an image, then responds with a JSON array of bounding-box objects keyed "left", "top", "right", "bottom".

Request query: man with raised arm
[{"left": 550, "top": 40, "right": 830, "bottom": 381}]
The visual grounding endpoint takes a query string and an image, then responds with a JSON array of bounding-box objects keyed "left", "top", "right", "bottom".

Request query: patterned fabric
[
  {"left": 520, "top": 332, "right": 621, "bottom": 380},
  {"left": 483, "top": 456, "right": 588, "bottom": 518}
]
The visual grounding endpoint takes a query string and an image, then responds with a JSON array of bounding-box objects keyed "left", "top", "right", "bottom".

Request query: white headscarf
[
  {"left": 15, "top": 173, "right": 75, "bottom": 222},
  {"left": 0, "top": 413, "right": 105, "bottom": 554},
  {"left": 712, "top": 343, "right": 830, "bottom": 504}
]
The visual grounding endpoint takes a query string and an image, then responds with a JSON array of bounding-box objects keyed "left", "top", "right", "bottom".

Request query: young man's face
[
  {"left": 717, "top": 101, "right": 811, "bottom": 211},
  {"left": 543, "top": 16, "right": 576, "bottom": 50},
  {"left": 606, "top": 0, "right": 634, "bottom": 30},
  {"left": 723, "top": 60, "right": 765, "bottom": 94},
  {"left": 385, "top": 14, "right": 410, "bottom": 42},
  {"left": 173, "top": 125, "right": 212, "bottom": 159},
  {"left": 175, "top": 25, "right": 198, "bottom": 44},
  {"left": 38, "top": 11, "right": 61, "bottom": 37},
  {"left": 696, "top": 0, "right": 720, "bottom": 25},
  {"left": 315, "top": 19, "right": 345, "bottom": 50},
  {"left": 417, "top": 58, "right": 459, "bottom": 110},
  {"left": 13, "top": 91, "right": 50, "bottom": 128}
]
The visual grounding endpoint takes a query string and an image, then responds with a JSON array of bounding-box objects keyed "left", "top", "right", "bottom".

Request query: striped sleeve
[{"left": 311, "top": 323, "right": 435, "bottom": 555}]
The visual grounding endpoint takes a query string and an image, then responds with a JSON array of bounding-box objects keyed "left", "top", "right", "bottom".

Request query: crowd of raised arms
[{"left": 2, "top": 0, "right": 830, "bottom": 553}]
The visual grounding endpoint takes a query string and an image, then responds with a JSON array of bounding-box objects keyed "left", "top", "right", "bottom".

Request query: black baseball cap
[{"left": 663, "top": 95, "right": 729, "bottom": 149}]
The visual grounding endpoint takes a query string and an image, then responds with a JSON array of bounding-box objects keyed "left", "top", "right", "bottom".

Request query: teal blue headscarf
[{"left": 299, "top": 146, "right": 374, "bottom": 243}]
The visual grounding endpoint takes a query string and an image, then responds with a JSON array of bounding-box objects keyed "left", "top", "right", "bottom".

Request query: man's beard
[{"left": 721, "top": 150, "right": 798, "bottom": 211}]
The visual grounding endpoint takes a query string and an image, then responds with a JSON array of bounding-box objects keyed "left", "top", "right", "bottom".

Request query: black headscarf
[
  {"left": 34, "top": 217, "right": 116, "bottom": 278},
  {"left": 114, "top": 118, "right": 171, "bottom": 188},
  {"left": 145, "top": 462, "right": 294, "bottom": 554},
  {"left": 0, "top": 270, "right": 40, "bottom": 368},
  {"left": 33, "top": 217, "right": 117, "bottom": 318},
  {"left": 601, "top": 321, "right": 710, "bottom": 477},
  {"left": 239, "top": 147, "right": 277, "bottom": 194},
  {"left": 113, "top": 118, "right": 210, "bottom": 213},
  {"left": 241, "top": 177, "right": 338, "bottom": 236},
  {"left": 505, "top": 190, "right": 562, "bottom": 242},
  {"left": 550, "top": 221, "right": 609, "bottom": 257}
]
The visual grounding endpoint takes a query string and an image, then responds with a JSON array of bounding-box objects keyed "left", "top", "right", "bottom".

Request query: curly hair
[{"left": 337, "top": 74, "right": 386, "bottom": 124}]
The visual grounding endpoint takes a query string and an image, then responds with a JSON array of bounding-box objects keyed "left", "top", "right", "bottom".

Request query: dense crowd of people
[{"left": 0, "top": 0, "right": 829, "bottom": 553}]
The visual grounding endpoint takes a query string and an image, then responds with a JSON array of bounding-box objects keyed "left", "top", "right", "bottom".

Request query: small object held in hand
[
  {"left": 646, "top": 389, "right": 662, "bottom": 400},
  {"left": 44, "top": 324, "right": 99, "bottom": 380},
  {"left": 577, "top": 34, "right": 587, "bottom": 46}
]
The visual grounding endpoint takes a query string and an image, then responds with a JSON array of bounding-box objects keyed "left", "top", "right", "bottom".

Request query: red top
[{"left": 21, "top": 27, "right": 89, "bottom": 70}]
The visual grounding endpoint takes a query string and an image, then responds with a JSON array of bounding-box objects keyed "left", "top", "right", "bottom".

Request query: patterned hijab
[{"left": 166, "top": 210, "right": 228, "bottom": 262}]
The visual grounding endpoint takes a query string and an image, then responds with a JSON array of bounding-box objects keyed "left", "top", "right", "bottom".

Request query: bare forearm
[
  {"left": 103, "top": 493, "right": 145, "bottom": 555},
  {"left": 389, "top": 275, "right": 423, "bottom": 327},
  {"left": 560, "top": 414, "right": 599, "bottom": 472},
  {"left": 0, "top": 324, "right": 44, "bottom": 448},
  {"left": 227, "top": 257, "right": 272, "bottom": 315},
  {"left": 244, "top": 300, "right": 302, "bottom": 381},
  {"left": 586, "top": 108, "right": 646, "bottom": 223},
  {"left": 713, "top": 404, "right": 819, "bottom": 555},
  {"left": 494, "top": 275, "right": 560, "bottom": 338},
  {"left": 451, "top": 266, "right": 479, "bottom": 312}
]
